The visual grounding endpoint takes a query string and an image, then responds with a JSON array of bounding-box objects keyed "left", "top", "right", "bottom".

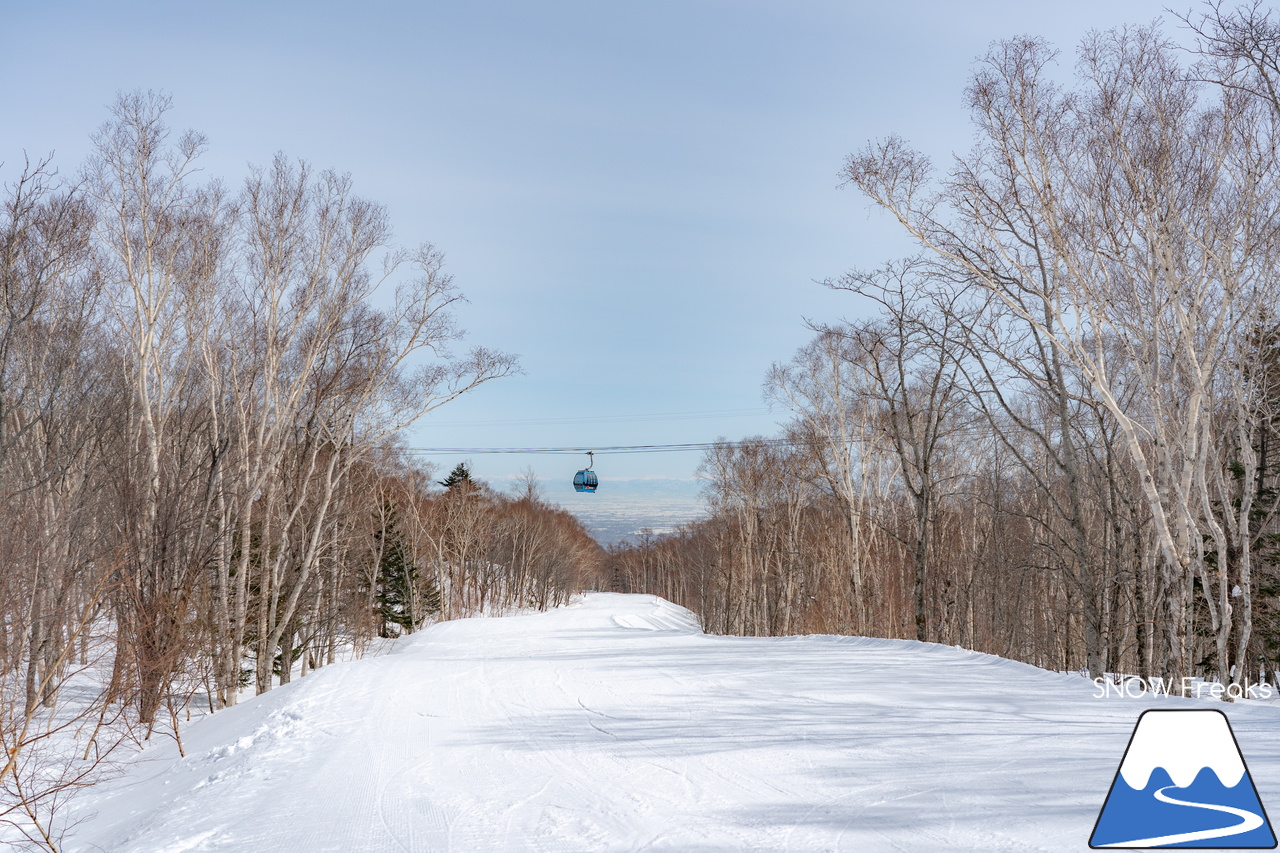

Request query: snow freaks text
[{"left": 1093, "top": 678, "right": 1274, "bottom": 700}]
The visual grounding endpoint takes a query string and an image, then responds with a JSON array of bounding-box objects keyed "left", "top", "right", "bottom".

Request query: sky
[{"left": 1, "top": 0, "right": 1191, "bottom": 518}]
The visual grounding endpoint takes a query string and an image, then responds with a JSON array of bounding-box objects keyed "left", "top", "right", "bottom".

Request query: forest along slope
[{"left": 66, "top": 594, "right": 1280, "bottom": 852}]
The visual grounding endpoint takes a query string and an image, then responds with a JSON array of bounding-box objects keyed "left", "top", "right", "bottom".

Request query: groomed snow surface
[{"left": 66, "top": 594, "right": 1280, "bottom": 852}]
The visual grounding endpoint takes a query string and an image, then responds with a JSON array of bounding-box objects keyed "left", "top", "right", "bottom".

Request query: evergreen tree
[
  {"left": 438, "top": 462, "right": 473, "bottom": 490},
  {"left": 374, "top": 505, "right": 441, "bottom": 636}
]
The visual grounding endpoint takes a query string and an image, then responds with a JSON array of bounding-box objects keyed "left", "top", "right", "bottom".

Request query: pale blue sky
[{"left": 2, "top": 0, "right": 1185, "bottom": 501}]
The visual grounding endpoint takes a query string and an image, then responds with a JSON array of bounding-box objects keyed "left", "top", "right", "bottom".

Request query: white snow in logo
[{"left": 1118, "top": 710, "right": 1246, "bottom": 790}]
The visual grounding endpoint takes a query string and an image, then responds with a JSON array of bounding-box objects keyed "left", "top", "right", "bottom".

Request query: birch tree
[
  {"left": 766, "top": 330, "right": 892, "bottom": 633},
  {"left": 842, "top": 27, "right": 1280, "bottom": 686}
]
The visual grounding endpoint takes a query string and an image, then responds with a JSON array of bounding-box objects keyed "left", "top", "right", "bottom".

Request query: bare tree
[
  {"left": 842, "top": 27, "right": 1280, "bottom": 685},
  {"left": 822, "top": 268, "right": 970, "bottom": 644},
  {"left": 766, "top": 328, "right": 896, "bottom": 633}
]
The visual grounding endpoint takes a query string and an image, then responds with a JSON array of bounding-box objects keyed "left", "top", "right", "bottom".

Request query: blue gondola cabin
[{"left": 574, "top": 452, "right": 598, "bottom": 493}]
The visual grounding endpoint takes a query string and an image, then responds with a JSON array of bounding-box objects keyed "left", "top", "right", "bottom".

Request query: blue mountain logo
[{"left": 1090, "top": 709, "right": 1276, "bottom": 848}]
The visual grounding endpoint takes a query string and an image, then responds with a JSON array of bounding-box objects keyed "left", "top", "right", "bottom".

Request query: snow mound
[{"left": 603, "top": 594, "right": 702, "bottom": 633}]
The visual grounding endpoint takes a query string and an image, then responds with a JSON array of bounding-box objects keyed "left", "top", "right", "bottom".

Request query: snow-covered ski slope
[{"left": 68, "top": 594, "right": 1280, "bottom": 852}]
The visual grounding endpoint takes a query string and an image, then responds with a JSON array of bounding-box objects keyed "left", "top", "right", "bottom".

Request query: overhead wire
[
  {"left": 410, "top": 404, "right": 1096, "bottom": 457},
  {"left": 421, "top": 407, "right": 773, "bottom": 428},
  {"left": 406, "top": 437, "right": 818, "bottom": 456},
  {"left": 406, "top": 419, "right": 1088, "bottom": 457}
]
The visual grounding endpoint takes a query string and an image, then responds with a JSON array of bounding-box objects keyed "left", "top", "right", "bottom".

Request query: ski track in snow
[{"left": 60, "top": 593, "right": 1280, "bottom": 852}]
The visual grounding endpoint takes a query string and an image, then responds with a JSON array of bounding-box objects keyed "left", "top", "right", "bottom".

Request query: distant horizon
[{"left": 528, "top": 475, "right": 706, "bottom": 546}]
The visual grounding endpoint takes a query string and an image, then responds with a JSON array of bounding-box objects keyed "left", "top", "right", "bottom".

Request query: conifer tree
[
  {"left": 438, "top": 462, "right": 473, "bottom": 491},
  {"left": 374, "top": 505, "right": 441, "bottom": 635}
]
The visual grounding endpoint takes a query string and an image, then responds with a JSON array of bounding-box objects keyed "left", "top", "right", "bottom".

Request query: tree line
[
  {"left": 0, "top": 93, "right": 601, "bottom": 849},
  {"left": 612, "top": 8, "right": 1280, "bottom": 694}
]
